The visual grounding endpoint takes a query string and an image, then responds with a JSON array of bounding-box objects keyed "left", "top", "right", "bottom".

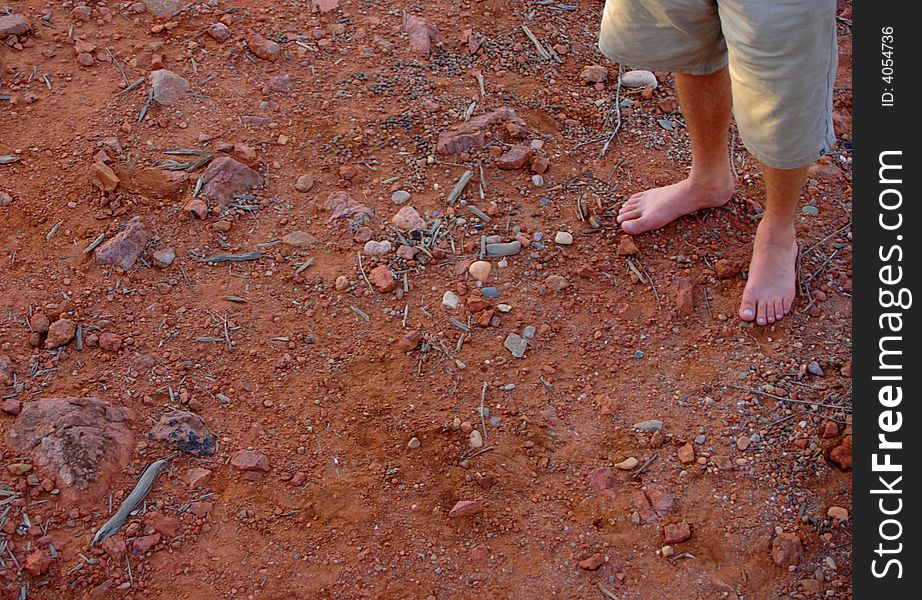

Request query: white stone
[
  {"left": 620, "top": 69, "right": 658, "bottom": 89},
  {"left": 555, "top": 231, "right": 573, "bottom": 245}
]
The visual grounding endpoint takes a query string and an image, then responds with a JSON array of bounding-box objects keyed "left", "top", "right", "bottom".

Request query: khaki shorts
[{"left": 599, "top": 0, "right": 838, "bottom": 169}]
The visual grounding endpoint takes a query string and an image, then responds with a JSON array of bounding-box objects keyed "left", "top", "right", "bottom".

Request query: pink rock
[
  {"left": 616, "top": 235, "right": 639, "bottom": 256},
  {"left": 200, "top": 156, "right": 263, "bottom": 207},
  {"left": 94, "top": 217, "right": 149, "bottom": 270},
  {"left": 580, "top": 65, "right": 608, "bottom": 83},
  {"left": 1, "top": 398, "right": 22, "bottom": 416},
  {"left": 231, "top": 449, "right": 271, "bottom": 472},
  {"left": 187, "top": 467, "right": 213, "bottom": 488},
  {"left": 771, "top": 532, "right": 803, "bottom": 567},
  {"left": 24, "top": 550, "right": 52, "bottom": 576},
  {"left": 448, "top": 499, "right": 484, "bottom": 518},
  {"left": 326, "top": 191, "right": 373, "bottom": 221},
  {"left": 496, "top": 145, "right": 531, "bottom": 170},
  {"left": 207, "top": 22, "right": 231, "bottom": 42},
  {"left": 714, "top": 259, "right": 743, "bottom": 279},
  {"left": 90, "top": 161, "right": 120, "bottom": 192},
  {"left": 391, "top": 206, "right": 426, "bottom": 231},
  {"left": 0, "top": 15, "right": 31, "bottom": 37},
  {"left": 663, "top": 521, "right": 692, "bottom": 544},
  {"left": 101, "top": 535, "right": 127, "bottom": 559},
  {"left": 5, "top": 397, "right": 134, "bottom": 502},
  {"left": 675, "top": 277, "right": 695, "bottom": 316},
  {"left": 45, "top": 319, "right": 77, "bottom": 349},
  {"left": 645, "top": 485, "right": 674, "bottom": 516},
  {"left": 267, "top": 73, "right": 292, "bottom": 94},
  {"left": 99, "top": 332, "right": 123, "bottom": 352},
  {"left": 578, "top": 553, "right": 604, "bottom": 570},
  {"left": 144, "top": 511, "right": 181, "bottom": 537},
  {"left": 0, "top": 355, "right": 13, "bottom": 386},
  {"left": 149, "top": 69, "right": 190, "bottom": 106},
  {"left": 406, "top": 16, "right": 438, "bottom": 57},
  {"left": 131, "top": 533, "right": 161, "bottom": 556},
  {"left": 588, "top": 467, "right": 615, "bottom": 494}
]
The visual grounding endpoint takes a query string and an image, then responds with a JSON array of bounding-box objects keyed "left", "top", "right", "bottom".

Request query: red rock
[
  {"left": 0, "top": 14, "right": 31, "bottom": 37},
  {"left": 840, "top": 360, "right": 852, "bottom": 377},
  {"left": 397, "top": 245, "right": 416, "bottom": 260},
  {"left": 589, "top": 467, "right": 615, "bottom": 494},
  {"left": 578, "top": 553, "right": 604, "bottom": 570},
  {"left": 470, "top": 544, "right": 489, "bottom": 563},
  {"left": 580, "top": 65, "right": 608, "bottom": 83},
  {"left": 310, "top": 0, "right": 340, "bottom": 13},
  {"left": 677, "top": 443, "right": 695, "bottom": 464},
  {"left": 436, "top": 108, "right": 527, "bottom": 155},
  {"left": 396, "top": 330, "right": 422, "bottom": 353},
  {"left": 392, "top": 206, "right": 427, "bottom": 231},
  {"left": 448, "top": 499, "right": 484, "bottom": 518},
  {"left": 101, "top": 535, "right": 127, "bottom": 559},
  {"left": 283, "top": 231, "right": 316, "bottom": 249},
  {"left": 663, "top": 521, "right": 691, "bottom": 544},
  {"left": 369, "top": 265, "right": 397, "bottom": 293},
  {"left": 0, "top": 355, "right": 13, "bottom": 386},
  {"left": 232, "top": 143, "right": 258, "bottom": 166},
  {"left": 207, "top": 22, "right": 231, "bottom": 42},
  {"left": 94, "top": 217, "right": 149, "bottom": 270},
  {"left": 184, "top": 197, "right": 208, "bottom": 219},
  {"left": 820, "top": 421, "right": 839, "bottom": 439},
  {"left": 544, "top": 275, "right": 569, "bottom": 291},
  {"left": 267, "top": 73, "right": 292, "bottom": 94},
  {"left": 616, "top": 235, "right": 639, "bottom": 256},
  {"left": 187, "top": 467, "right": 213, "bottom": 488},
  {"left": 326, "top": 191, "right": 374, "bottom": 221},
  {"left": 530, "top": 154, "right": 550, "bottom": 174},
  {"left": 90, "top": 162, "right": 120, "bottom": 192},
  {"left": 231, "top": 450, "right": 270, "bottom": 472},
  {"left": 149, "top": 410, "right": 217, "bottom": 456},
  {"left": 771, "top": 533, "right": 803, "bottom": 567},
  {"left": 5, "top": 397, "right": 134, "bottom": 502},
  {"left": 829, "top": 435, "right": 852, "bottom": 470},
  {"left": 247, "top": 35, "right": 280, "bottom": 61},
  {"left": 1, "top": 398, "right": 22, "bottom": 416},
  {"left": 189, "top": 501, "right": 213, "bottom": 518},
  {"left": 99, "top": 332, "right": 123, "bottom": 352},
  {"left": 131, "top": 533, "right": 161, "bottom": 556},
  {"left": 116, "top": 167, "right": 187, "bottom": 199},
  {"left": 295, "top": 174, "right": 314, "bottom": 192},
  {"left": 144, "top": 511, "right": 181, "bottom": 537},
  {"left": 674, "top": 277, "right": 695, "bottom": 316},
  {"left": 714, "top": 259, "right": 743, "bottom": 279},
  {"left": 24, "top": 550, "right": 52, "bottom": 576},
  {"left": 496, "top": 145, "right": 531, "bottom": 170},
  {"left": 406, "top": 16, "right": 438, "bottom": 57},
  {"left": 30, "top": 313, "right": 51, "bottom": 334},
  {"left": 149, "top": 69, "right": 189, "bottom": 105},
  {"left": 45, "top": 318, "right": 77, "bottom": 349},
  {"left": 201, "top": 156, "right": 263, "bottom": 207},
  {"left": 291, "top": 472, "right": 307, "bottom": 486}
]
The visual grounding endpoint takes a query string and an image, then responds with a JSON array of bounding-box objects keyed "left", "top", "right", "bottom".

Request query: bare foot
[
  {"left": 616, "top": 176, "right": 734, "bottom": 234},
  {"left": 739, "top": 222, "right": 797, "bottom": 326}
]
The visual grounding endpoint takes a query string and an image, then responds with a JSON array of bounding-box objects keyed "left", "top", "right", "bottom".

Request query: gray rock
[
  {"left": 633, "top": 419, "right": 664, "bottom": 432},
  {"left": 486, "top": 241, "right": 522, "bottom": 257},
  {"left": 391, "top": 190, "right": 411, "bottom": 203},
  {"left": 442, "top": 291, "right": 460, "bottom": 309},
  {"left": 149, "top": 69, "right": 190, "bottom": 106},
  {"left": 504, "top": 333, "right": 528, "bottom": 358}
]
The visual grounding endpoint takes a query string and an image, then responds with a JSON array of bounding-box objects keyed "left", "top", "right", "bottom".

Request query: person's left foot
[{"left": 739, "top": 221, "right": 797, "bottom": 326}]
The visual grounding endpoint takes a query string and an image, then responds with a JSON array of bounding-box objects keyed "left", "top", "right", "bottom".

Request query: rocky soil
[{"left": 1, "top": 0, "right": 853, "bottom": 598}]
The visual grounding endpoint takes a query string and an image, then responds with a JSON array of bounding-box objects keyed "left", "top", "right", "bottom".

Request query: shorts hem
[
  {"left": 741, "top": 140, "right": 835, "bottom": 170},
  {"left": 597, "top": 42, "right": 728, "bottom": 76}
]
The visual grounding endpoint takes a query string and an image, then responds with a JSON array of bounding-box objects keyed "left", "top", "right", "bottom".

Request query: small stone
[
  {"left": 131, "top": 533, "right": 161, "bottom": 556},
  {"left": 504, "top": 333, "right": 528, "bottom": 358},
  {"left": 1, "top": 398, "right": 22, "bottom": 416},
  {"left": 827, "top": 506, "right": 849, "bottom": 521},
  {"left": 368, "top": 265, "right": 397, "bottom": 293},
  {"left": 448, "top": 499, "right": 484, "bottom": 518},
  {"left": 714, "top": 259, "right": 743, "bottom": 279},
  {"left": 617, "top": 235, "right": 639, "bottom": 256},
  {"left": 45, "top": 319, "right": 77, "bottom": 349},
  {"left": 283, "top": 231, "right": 316, "bottom": 249},
  {"left": 829, "top": 435, "right": 852, "bottom": 470},
  {"left": 589, "top": 467, "right": 615, "bottom": 494},
  {"left": 554, "top": 231, "right": 573, "bottom": 245},
  {"left": 31, "top": 313, "right": 51, "bottom": 334},
  {"left": 94, "top": 217, "right": 148, "bottom": 270},
  {"left": 149, "top": 69, "right": 190, "bottom": 106},
  {"left": 363, "top": 240, "right": 393, "bottom": 256},
  {"left": 207, "top": 22, "right": 231, "bottom": 42},
  {"left": 442, "top": 291, "right": 460, "bottom": 309},
  {"left": 633, "top": 419, "right": 663, "bottom": 432},
  {"left": 620, "top": 69, "right": 658, "bottom": 89},
  {"left": 231, "top": 450, "right": 271, "bottom": 472},
  {"left": 530, "top": 155, "right": 550, "bottom": 174},
  {"left": 8, "top": 463, "right": 33, "bottom": 476},
  {"left": 24, "top": 550, "right": 52, "bottom": 576},
  {"left": 395, "top": 330, "right": 422, "bottom": 353},
  {"left": 0, "top": 191, "right": 12, "bottom": 207},
  {"left": 496, "top": 145, "right": 531, "bottom": 170},
  {"left": 544, "top": 275, "right": 569, "bottom": 291},
  {"left": 90, "top": 162, "right": 120, "bottom": 192},
  {"left": 663, "top": 521, "right": 691, "bottom": 544},
  {"left": 578, "top": 553, "right": 604, "bottom": 570},
  {"left": 468, "top": 261, "right": 492, "bottom": 282},
  {"left": 674, "top": 277, "right": 695, "bottom": 316},
  {"left": 0, "top": 14, "right": 31, "bottom": 37},
  {"left": 485, "top": 241, "right": 522, "bottom": 257},
  {"left": 840, "top": 360, "right": 852, "bottom": 377},
  {"left": 614, "top": 457, "right": 639, "bottom": 470},
  {"left": 295, "top": 175, "right": 314, "bottom": 192},
  {"left": 405, "top": 15, "right": 438, "bottom": 57},
  {"left": 391, "top": 206, "right": 426, "bottom": 231},
  {"left": 807, "top": 361, "right": 825, "bottom": 377},
  {"left": 469, "top": 429, "right": 484, "bottom": 449},
  {"left": 187, "top": 467, "right": 213, "bottom": 488},
  {"left": 152, "top": 247, "right": 176, "bottom": 268},
  {"left": 661, "top": 545, "right": 675, "bottom": 558},
  {"left": 580, "top": 65, "right": 608, "bottom": 84},
  {"left": 771, "top": 533, "right": 803, "bottom": 567},
  {"left": 247, "top": 35, "right": 280, "bottom": 61},
  {"left": 391, "top": 190, "right": 411, "bottom": 203},
  {"left": 326, "top": 191, "right": 374, "bottom": 221},
  {"left": 99, "top": 332, "right": 123, "bottom": 352},
  {"left": 407, "top": 437, "right": 421, "bottom": 449}
]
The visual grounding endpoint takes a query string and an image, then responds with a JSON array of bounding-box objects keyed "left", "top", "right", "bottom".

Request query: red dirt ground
[{"left": 1, "top": 1, "right": 853, "bottom": 598}]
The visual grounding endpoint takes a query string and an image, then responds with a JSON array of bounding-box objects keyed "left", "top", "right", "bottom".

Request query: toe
[
  {"left": 739, "top": 295, "right": 756, "bottom": 322},
  {"left": 782, "top": 296, "right": 793, "bottom": 314},
  {"left": 621, "top": 215, "right": 652, "bottom": 235},
  {"left": 774, "top": 300, "right": 785, "bottom": 321},
  {"left": 756, "top": 301, "right": 768, "bottom": 326},
  {"left": 617, "top": 208, "right": 642, "bottom": 223}
]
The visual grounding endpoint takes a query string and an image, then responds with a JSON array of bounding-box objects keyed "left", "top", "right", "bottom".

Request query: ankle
[
  {"left": 689, "top": 165, "right": 733, "bottom": 190},
  {"left": 756, "top": 218, "right": 796, "bottom": 246}
]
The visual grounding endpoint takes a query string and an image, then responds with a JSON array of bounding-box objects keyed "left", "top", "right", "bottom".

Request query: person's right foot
[{"left": 616, "top": 176, "right": 735, "bottom": 234}]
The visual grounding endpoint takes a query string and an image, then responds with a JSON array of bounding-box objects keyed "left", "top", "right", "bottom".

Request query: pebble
[
  {"left": 283, "top": 231, "right": 316, "bottom": 249},
  {"left": 736, "top": 436, "right": 751, "bottom": 451},
  {"left": 614, "top": 457, "right": 639, "bottom": 470},
  {"left": 544, "top": 275, "right": 569, "bottom": 291},
  {"left": 45, "top": 318, "right": 77, "bottom": 349},
  {"left": 661, "top": 545, "right": 675, "bottom": 558},
  {"left": 442, "top": 291, "right": 460, "bottom": 309},
  {"left": 633, "top": 419, "right": 663, "bottom": 432},
  {"left": 827, "top": 506, "right": 848, "bottom": 521},
  {"left": 496, "top": 145, "right": 531, "bottom": 170},
  {"left": 295, "top": 175, "right": 314, "bottom": 192},
  {"left": 504, "top": 333, "right": 528, "bottom": 358},
  {"left": 521, "top": 325, "right": 536, "bottom": 339},
  {"left": 230, "top": 450, "right": 271, "bottom": 473},
  {"left": 677, "top": 443, "right": 695, "bottom": 464},
  {"left": 531, "top": 175, "right": 544, "bottom": 187},
  {"left": 0, "top": 192, "right": 12, "bottom": 207},
  {"left": 485, "top": 241, "right": 522, "bottom": 257},
  {"left": 620, "top": 69, "right": 658, "bottom": 89},
  {"left": 391, "top": 206, "right": 426, "bottom": 231},
  {"left": 771, "top": 533, "right": 804, "bottom": 567},
  {"left": 481, "top": 287, "right": 500, "bottom": 299},
  {"left": 497, "top": 304, "right": 512, "bottom": 313},
  {"left": 578, "top": 553, "right": 605, "bottom": 570},
  {"left": 469, "top": 429, "right": 483, "bottom": 449},
  {"left": 617, "top": 235, "right": 639, "bottom": 256},
  {"left": 554, "top": 231, "right": 573, "bottom": 245},
  {"left": 407, "top": 437, "right": 421, "bottom": 449},
  {"left": 580, "top": 64, "right": 608, "bottom": 84},
  {"left": 152, "top": 247, "right": 176, "bottom": 268},
  {"left": 448, "top": 499, "right": 484, "bottom": 518},
  {"left": 663, "top": 521, "right": 691, "bottom": 544},
  {"left": 363, "top": 240, "right": 393, "bottom": 256},
  {"left": 807, "top": 360, "right": 825, "bottom": 376},
  {"left": 149, "top": 69, "right": 190, "bottom": 106},
  {"left": 468, "top": 261, "right": 492, "bottom": 282},
  {"left": 391, "top": 190, "right": 411, "bottom": 203},
  {"left": 802, "top": 205, "right": 820, "bottom": 215}
]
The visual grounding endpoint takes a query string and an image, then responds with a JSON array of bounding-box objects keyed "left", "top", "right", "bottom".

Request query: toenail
[{"left": 742, "top": 309, "right": 753, "bottom": 318}]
